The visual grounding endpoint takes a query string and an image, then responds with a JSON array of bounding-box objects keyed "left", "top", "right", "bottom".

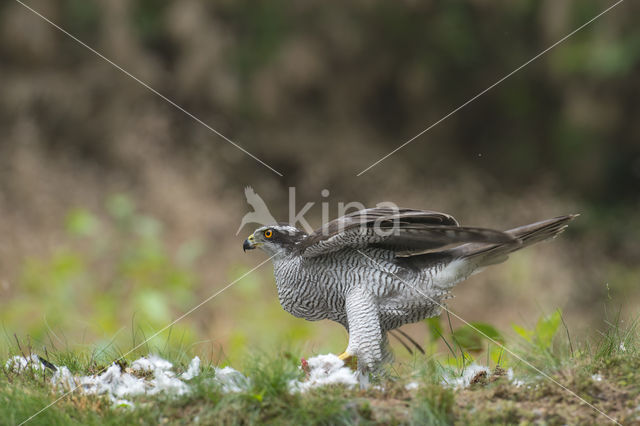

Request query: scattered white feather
[
  {"left": 506, "top": 368, "right": 525, "bottom": 387},
  {"left": 441, "top": 364, "right": 531, "bottom": 389},
  {"left": 289, "top": 354, "right": 359, "bottom": 393},
  {"left": 18, "top": 352, "right": 539, "bottom": 406},
  {"left": 181, "top": 356, "right": 201, "bottom": 380},
  {"left": 591, "top": 374, "right": 603, "bottom": 382},
  {"left": 51, "top": 367, "right": 75, "bottom": 390},
  {"left": 441, "top": 363, "right": 491, "bottom": 389},
  {"left": 47, "top": 354, "right": 203, "bottom": 406},
  {"left": 211, "top": 366, "right": 251, "bottom": 393},
  {"left": 53, "top": 364, "right": 145, "bottom": 398},
  {"left": 131, "top": 354, "right": 173, "bottom": 373},
  {"left": 148, "top": 368, "right": 189, "bottom": 396},
  {"left": 405, "top": 381, "right": 419, "bottom": 391},
  {"left": 5, "top": 354, "right": 45, "bottom": 373},
  {"left": 51, "top": 364, "right": 143, "bottom": 407},
  {"left": 619, "top": 343, "right": 626, "bottom": 352}
]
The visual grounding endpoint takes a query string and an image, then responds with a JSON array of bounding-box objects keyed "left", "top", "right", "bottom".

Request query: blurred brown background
[{"left": 1, "top": 0, "right": 639, "bottom": 361}]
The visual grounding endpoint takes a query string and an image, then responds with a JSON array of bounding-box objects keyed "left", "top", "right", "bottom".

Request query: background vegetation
[{"left": 1, "top": 0, "right": 639, "bottom": 398}]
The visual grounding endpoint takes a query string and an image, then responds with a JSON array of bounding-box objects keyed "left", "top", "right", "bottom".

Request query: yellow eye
[{"left": 264, "top": 229, "right": 273, "bottom": 238}]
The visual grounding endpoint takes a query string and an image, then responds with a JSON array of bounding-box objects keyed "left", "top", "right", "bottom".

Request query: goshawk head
[{"left": 243, "top": 225, "right": 307, "bottom": 256}]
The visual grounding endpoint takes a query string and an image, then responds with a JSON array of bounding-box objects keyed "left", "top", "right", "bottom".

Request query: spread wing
[{"left": 296, "top": 208, "right": 518, "bottom": 258}]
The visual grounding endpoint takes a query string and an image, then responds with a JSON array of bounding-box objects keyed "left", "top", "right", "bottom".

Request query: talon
[{"left": 338, "top": 352, "right": 357, "bottom": 369}]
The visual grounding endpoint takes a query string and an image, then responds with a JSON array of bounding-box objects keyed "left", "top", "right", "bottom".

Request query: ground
[{"left": 1, "top": 320, "right": 639, "bottom": 426}]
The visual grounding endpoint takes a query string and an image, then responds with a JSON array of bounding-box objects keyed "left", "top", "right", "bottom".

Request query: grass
[{"left": 1, "top": 318, "right": 639, "bottom": 425}]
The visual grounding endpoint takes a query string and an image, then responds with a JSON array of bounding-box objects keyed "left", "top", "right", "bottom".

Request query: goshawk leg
[{"left": 341, "top": 285, "right": 385, "bottom": 371}]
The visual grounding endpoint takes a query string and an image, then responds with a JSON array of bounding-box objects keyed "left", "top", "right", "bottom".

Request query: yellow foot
[{"left": 338, "top": 352, "right": 357, "bottom": 369}]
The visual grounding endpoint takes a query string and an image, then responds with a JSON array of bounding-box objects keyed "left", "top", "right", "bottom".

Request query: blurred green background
[{"left": 1, "top": 0, "right": 639, "bottom": 362}]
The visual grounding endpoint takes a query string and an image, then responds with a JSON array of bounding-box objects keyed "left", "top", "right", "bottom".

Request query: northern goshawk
[{"left": 242, "top": 208, "right": 576, "bottom": 371}]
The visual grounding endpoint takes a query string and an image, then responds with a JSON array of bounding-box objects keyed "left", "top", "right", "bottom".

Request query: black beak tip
[{"left": 243, "top": 239, "right": 253, "bottom": 252}]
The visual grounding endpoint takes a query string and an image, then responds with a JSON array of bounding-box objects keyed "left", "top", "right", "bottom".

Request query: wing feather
[{"left": 296, "top": 208, "right": 517, "bottom": 258}]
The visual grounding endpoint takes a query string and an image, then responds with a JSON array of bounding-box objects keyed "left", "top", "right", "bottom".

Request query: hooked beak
[{"left": 243, "top": 234, "right": 257, "bottom": 252}]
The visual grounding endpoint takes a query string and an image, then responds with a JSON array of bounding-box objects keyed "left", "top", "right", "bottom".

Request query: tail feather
[
  {"left": 506, "top": 214, "right": 578, "bottom": 244},
  {"left": 454, "top": 214, "right": 578, "bottom": 267}
]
